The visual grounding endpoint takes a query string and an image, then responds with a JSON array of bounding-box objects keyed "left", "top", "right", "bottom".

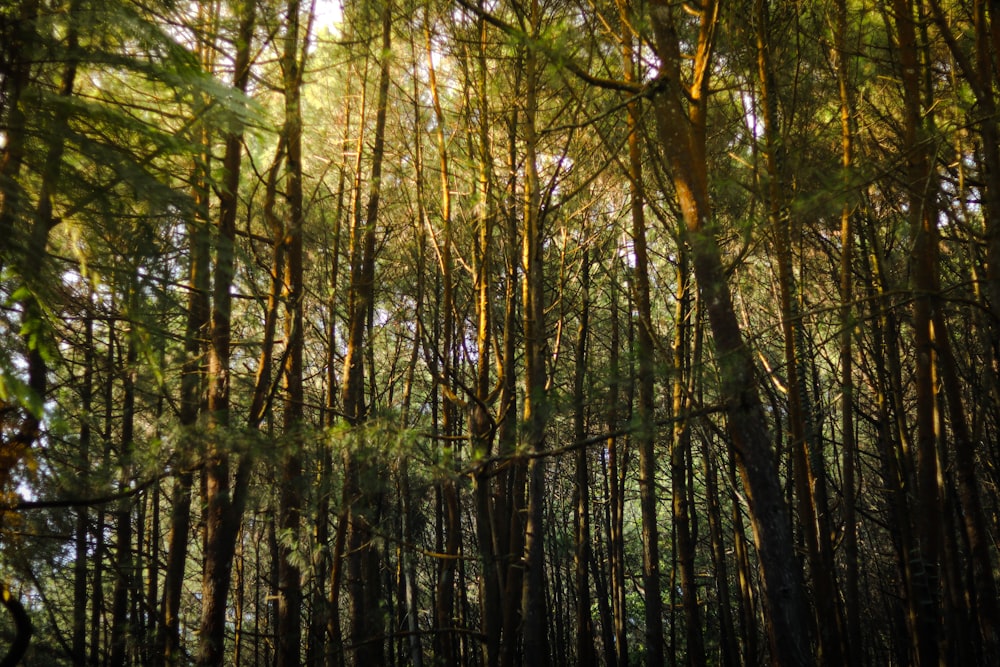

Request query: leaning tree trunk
[{"left": 647, "top": 2, "right": 813, "bottom": 664}]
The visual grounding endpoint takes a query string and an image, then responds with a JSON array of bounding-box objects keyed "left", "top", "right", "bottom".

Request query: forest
[{"left": 2, "top": 0, "right": 1000, "bottom": 665}]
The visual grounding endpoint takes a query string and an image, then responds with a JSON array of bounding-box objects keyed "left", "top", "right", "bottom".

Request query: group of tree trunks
[{"left": 2, "top": 0, "right": 1000, "bottom": 665}]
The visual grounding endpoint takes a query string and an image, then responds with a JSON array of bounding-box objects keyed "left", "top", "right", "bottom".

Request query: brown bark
[
  {"left": 646, "top": 2, "right": 813, "bottom": 664},
  {"left": 341, "top": 6, "right": 392, "bottom": 665},
  {"left": 671, "top": 243, "right": 706, "bottom": 667},
  {"left": 196, "top": 3, "right": 257, "bottom": 662},
  {"left": 425, "top": 16, "right": 461, "bottom": 662},
  {"left": 833, "top": 0, "right": 862, "bottom": 660},
  {"left": 109, "top": 332, "right": 137, "bottom": 667},
  {"left": 752, "top": 1, "right": 845, "bottom": 662},
  {"left": 860, "top": 224, "right": 930, "bottom": 665},
  {"left": 615, "top": 2, "right": 667, "bottom": 663},
  {"left": 157, "top": 119, "right": 212, "bottom": 667},
  {"left": 924, "top": 2, "right": 1000, "bottom": 659},
  {"left": 277, "top": 1, "right": 308, "bottom": 663},
  {"left": 469, "top": 8, "right": 501, "bottom": 663},
  {"left": 605, "top": 272, "right": 628, "bottom": 667},
  {"left": 520, "top": 3, "right": 550, "bottom": 663},
  {"left": 890, "top": 0, "right": 944, "bottom": 662},
  {"left": 73, "top": 296, "right": 95, "bottom": 664},
  {"left": 498, "top": 54, "right": 527, "bottom": 667},
  {"left": 572, "top": 238, "right": 596, "bottom": 667}
]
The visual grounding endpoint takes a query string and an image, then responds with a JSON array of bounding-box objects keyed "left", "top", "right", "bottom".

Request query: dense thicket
[{"left": 2, "top": 0, "right": 999, "bottom": 665}]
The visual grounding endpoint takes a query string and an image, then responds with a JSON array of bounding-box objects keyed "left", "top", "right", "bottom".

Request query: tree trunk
[
  {"left": 605, "top": 263, "right": 628, "bottom": 667},
  {"left": 157, "top": 128, "right": 212, "bottom": 667},
  {"left": 469, "top": 8, "right": 501, "bottom": 662},
  {"left": 110, "top": 331, "right": 137, "bottom": 667},
  {"left": 752, "top": 1, "right": 845, "bottom": 662},
  {"left": 671, "top": 242, "right": 706, "bottom": 667},
  {"left": 425, "top": 17, "right": 461, "bottom": 663},
  {"left": 891, "top": 0, "right": 944, "bottom": 662},
  {"left": 342, "top": 6, "right": 392, "bottom": 664},
  {"left": 616, "top": 2, "right": 667, "bottom": 663},
  {"left": 520, "top": 3, "right": 551, "bottom": 663},
  {"left": 572, "top": 238, "right": 596, "bottom": 667},
  {"left": 925, "top": 1, "right": 1000, "bottom": 659},
  {"left": 277, "top": 1, "right": 308, "bottom": 664},
  {"left": 196, "top": 3, "right": 257, "bottom": 662},
  {"left": 647, "top": 2, "right": 813, "bottom": 664},
  {"left": 73, "top": 294, "right": 95, "bottom": 664},
  {"left": 833, "top": 0, "right": 862, "bottom": 660},
  {"left": 498, "top": 53, "right": 526, "bottom": 667}
]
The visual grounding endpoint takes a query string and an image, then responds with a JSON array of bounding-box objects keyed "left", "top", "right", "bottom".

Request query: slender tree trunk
[
  {"left": 521, "top": 3, "right": 550, "bottom": 663},
  {"left": 606, "top": 265, "right": 628, "bottom": 667},
  {"left": 110, "top": 331, "right": 137, "bottom": 667},
  {"left": 395, "top": 46, "right": 427, "bottom": 667},
  {"left": 833, "top": 0, "right": 862, "bottom": 660},
  {"left": 73, "top": 294, "right": 95, "bottom": 664},
  {"left": 498, "top": 56, "right": 526, "bottom": 667},
  {"left": 752, "top": 2, "right": 845, "bottom": 662},
  {"left": 92, "top": 328, "right": 117, "bottom": 666},
  {"left": 671, "top": 240, "right": 706, "bottom": 667},
  {"left": 925, "top": 1, "right": 1000, "bottom": 659},
  {"left": 342, "top": 6, "right": 392, "bottom": 665},
  {"left": 425, "top": 17, "right": 461, "bottom": 663},
  {"left": 891, "top": 1, "right": 944, "bottom": 662},
  {"left": 860, "top": 216, "right": 928, "bottom": 665},
  {"left": 615, "top": 2, "right": 667, "bottom": 663},
  {"left": 158, "top": 135, "right": 212, "bottom": 667},
  {"left": 647, "top": 2, "right": 813, "bottom": 664},
  {"left": 323, "top": 64, "right": 358, "bottom": 667},
  {"left": 196, "top": 3, "right": 257, "bottom": 662},
  {"left": 469, "top": 8, "right": 501, "bottom": 662},
  {"left": 572, "top": 239, "right": 596, "bottom": 667},
  {"left": 277, "top": 1, "right": 309, "bottom": 664}
]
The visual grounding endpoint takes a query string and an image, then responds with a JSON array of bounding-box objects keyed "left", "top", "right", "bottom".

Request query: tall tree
[
  {"left": 646, "top": 1, "right": 813, "bottom": 664},
  {"left": 520, "top": 2, "right": 551, "bottom": 664},
  {"left": 196, "top": 2, "right": 258, "bottom": 663},
  {"left": 276, "top": 0, "right": 310, "bottom": 664},
  {"left": 617, "top": 2, "right": 667, "bottom": 662},
  {"left": 752, "top": 0, "right": 844, "bottom": 662},
  {"left": 341, "top": 3, "right": 392, "bottom": 664}
]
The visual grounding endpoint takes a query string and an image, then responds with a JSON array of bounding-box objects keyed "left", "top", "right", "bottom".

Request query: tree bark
[
  {"left": 615, "top": 2, "right": 668, "bottom": 663},
  {"left": 341, "top": 5, "right": 391, "bottom": 664},
  {"left": 520, "top": 3, "right": 551, "bottom": 663},
  {"left": 572, "top": 237, "right": 596, "bottom": 667},
  {"left": 647, "top": 2, "right": 813, "bottom": 664},
  {"left": 277, "top": 0, "right": 309, "bottom": 664},
  {"left": 833, "top": 0, "right": 862, "bottom": 660},
  {"left": 890, "top": 0, "right": 944, "bottom": 662},
  {"left": 196, "top": 3, "right": 257, "bottom": 662},
  {"left": 752, "top": 1, "right": 845, "bottom": 662},
  {"left": 425, "top": 16, "right": 461, "bottom": 662}
]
